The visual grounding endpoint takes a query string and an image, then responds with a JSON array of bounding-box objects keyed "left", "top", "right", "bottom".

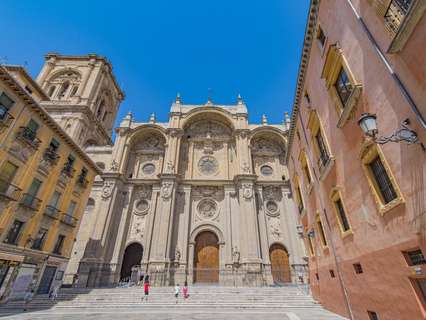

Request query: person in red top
[{"left": 143, "top": 275, "right": 150, "bottom": 301}]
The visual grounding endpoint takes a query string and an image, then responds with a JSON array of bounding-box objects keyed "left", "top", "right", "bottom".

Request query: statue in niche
[
  {"left": 166, "top": 161, "right": 175, "bottom": 173},
  {"left": 110, "top": 160, "right": 119, "bottom": 172},
  {"left": 242, "top": 162, "right": 250, "bottom": 174},
  {"left": 175, "top": 248, "right": 181, "bottom": 262},
  {"left": 161, "top": 182, "right": 173, "bottom": 199},
  {"left": 232, "top": 246, "right": 240, "bottom": 264}
]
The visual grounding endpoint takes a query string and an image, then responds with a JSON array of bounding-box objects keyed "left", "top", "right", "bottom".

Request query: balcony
[
  {"left": 43, "top": 147, "right": 60, "bottom": 164},
  {"left": 76, "top": 175, "right": 89, "bottom": 189},
  {"left": 61, "top": 164, "right": 76, "bottom": 178},
  {"left": 61, "top": 214, "right": 77, "bottom": 227},
  {"left": 16, "top": 127, "right": 41, "bottom": 150},
  {"left": 0, "top": 110, "right": 14, "bottom": 129},
  {"left": 20, "top": 193, "right": 42, "bottom": 211},
  {"left": 384, "top": 0, "right": 412, "bottom": 33},
  {"left": 44, "top": 205, "right": 61, "bottom": 219},
  {"left": 318, "top": 153, "right": 331, "bottom": 173},
  {"left": 0, "top": 179, "right": 22, "bottom": 202}
]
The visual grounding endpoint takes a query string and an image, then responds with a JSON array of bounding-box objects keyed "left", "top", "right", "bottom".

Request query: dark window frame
[
  {"left": 369, "top": 155, "right": 398, "bottom": 204},
  {"left": 335, "top": 198, "right": 351, "bottom": 232},
  {"left": 3, "top": 220, "right": 25, "bottom": 245},
  {"left": 334, "top": 67, "right": 354, "bottom": 106}
]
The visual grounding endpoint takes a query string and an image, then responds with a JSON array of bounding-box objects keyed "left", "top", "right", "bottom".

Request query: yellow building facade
[{"left": 0, "top": 65, "right": 101, "bottom": 300}]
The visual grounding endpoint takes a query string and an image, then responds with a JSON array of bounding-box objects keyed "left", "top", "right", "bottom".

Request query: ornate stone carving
[
  {"left": 137, "top": 185, "right": 152, "bottom": 199},
  {"left": 270, "top": 218, "right": 282, "bottom": 240},
  {"left": 198, "top": 156, "right": 218, "bottom": 176},
  {"left": 110, "top": 160, "right": 119, "bottom": 172},
  {"left": 192, "top": 186, "right": 220, "bottom": 198},
  {"left": 161, "top": 182, "right": 173, "bottom": 200},
  {"left": 197, "top": 198, "right": 218, "bottom": 220},
  {"left": 232, "top": 246, "right": 240, "bottom": 264},
  {"left": 265, "top": 200, "right": 279, "bottom": 217},
  {"left": 134, "top": 199, "right": 149, "bottom": 215},
  {"left": 166, "top": 161, "right": 175, "bottom": 173},
  {"left": 242, "top": 183, "right": 253, "bottom": 200},
  {"left": 263, "top": 186, "right": 281, "bottom": 200},
  {"left": 142, "top": 163, "right": 155, "bottom": 175},
  {"left": 251, "top": 137, "right": 283, "bottom": 156},
  {"left": 242, "top": 162, "right": 250, "bottom": 174},
  {"left": 174, "top": 247, "right": 181, "bottom": 262},
  {"left": 187, "top": 120, "right": 232, "bottom": 140},
  {"left": 101, "top": 182, "right": 114, "bottom": 199},
  {"left": 134, "top": 134, "right": 165, "bottom": 153}
]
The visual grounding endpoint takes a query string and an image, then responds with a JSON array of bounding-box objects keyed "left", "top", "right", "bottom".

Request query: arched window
[
  {"left": 97, "top": 100, "right": 105, "bottom": 119},
  {"left": 70, "top": 85, "right": 78, "bottom": 97},
  {"left": 57, "top": 81, "right": 70, "bottom": 99},
  {"left": 48, "top": 86, "right": 56, "bottom": 97}
]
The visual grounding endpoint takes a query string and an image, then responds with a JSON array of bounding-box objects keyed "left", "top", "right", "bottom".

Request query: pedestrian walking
[
  {"left": 23, "top": 289, "right": 34, "bottom": 311},
  {"left": 143, "top": 275, "right": 150, "bottom": 301},
  {"left": 174, "top": 283, "right": 180, "bottom": 304},
  {"left": 183, "top": 281, "right": 189, "bottom": 300},
  {"left": 49, "top": 286, "right": 59, "bottom": 301}
]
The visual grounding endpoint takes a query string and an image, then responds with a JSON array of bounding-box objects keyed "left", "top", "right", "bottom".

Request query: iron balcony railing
[
  {"left": 0, "top": 178, "right": 22, "bottom": 202},
  {"left": 44, "top": 205, "right": 61, "bottom": 219},
  {"left": 61, "top": 214, "right": 77, "bottom": 227},
  {"left": 61, "top": 164, "right": 76, "bottom": 178},
  {"left": 76, "top": 175, "right": 89, "bottom": 188},
  {"left": 317, "top": 153, "right": 331, "bottom": 173},
  {"left": 0, "top": 109, "right": 15, "bottom": 128},
  {"left": 43, "top": 147, "right": 60, "bottom": 164},
  {"left": 384, "top": 0, "right": 413, "bottom": 33},
  {"left": 16, "top": 126, "right": 41, "bottom": 149},
  {"left": 20, "top": 193, "right": 42, "bottom": 211}
]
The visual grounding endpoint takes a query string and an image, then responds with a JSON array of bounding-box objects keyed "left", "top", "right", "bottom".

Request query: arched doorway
[
  {"left": 270, "top": 244, "right": 291, "bottom": 283},
  {"left": 194, "top": 231, "right": 219, "bottom": 283},
  {"left": 120, "top": 243, "right": 143, "bottom": 281}
]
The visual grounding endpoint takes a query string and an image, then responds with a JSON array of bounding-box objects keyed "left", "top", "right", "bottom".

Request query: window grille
[
  {"left": 405, "top": 249, "right": 426, "bottom": 266},
  {"left": 335, "top": 198, "right": 351, "bottom": 232},
  {"left": 369, "top": 156, "right": 397, "bottom": 204},
  {"left": 335, "top": 67, "right": 353, "bottom": 105},
  {"left": 384, "top": 0, "right": 413, "bottom": 33}
]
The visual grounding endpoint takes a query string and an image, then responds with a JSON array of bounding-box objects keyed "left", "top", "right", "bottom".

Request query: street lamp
[{"left": 358, "top": 113, "right": 425, "bottom": 151}]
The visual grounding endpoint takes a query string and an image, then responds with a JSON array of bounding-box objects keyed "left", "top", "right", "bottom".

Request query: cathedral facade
[{"left": 64, "top": 94, "right": 307, "bottom": 287}]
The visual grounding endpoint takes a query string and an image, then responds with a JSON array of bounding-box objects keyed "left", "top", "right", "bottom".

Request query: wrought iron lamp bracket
[{"left": 375, "top": 119, "right": 425, "bottom": 151}]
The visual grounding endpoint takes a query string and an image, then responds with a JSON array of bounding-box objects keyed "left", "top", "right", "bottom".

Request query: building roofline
[
  {"left": 285, "top": 0, "right": 320, "bottom": 163},
  {"left": 3, "top": 65, "right": 50, "bottom": 100},
  {"left": 0, "top": 65, "right": 102, "bottom": 175},
  {"left": 44, "top": 52, "right": 125, "bottom": 100}
]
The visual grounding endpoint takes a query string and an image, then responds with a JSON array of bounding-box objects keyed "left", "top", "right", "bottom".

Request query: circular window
[
  {"left": 198, "top": 156, "right": 219, "bottom": 176},
  {"left": 134, "top": 199, "right": 149, "bottom": 215},
  {"left": 142, "top": 163, "right": 156, "bottom": 175},
  {"left": 260, "top": 165, "right": 273, "bottom": 176},
  {"left": 197, "top": 198, "right": 218, "bottom": 220}
]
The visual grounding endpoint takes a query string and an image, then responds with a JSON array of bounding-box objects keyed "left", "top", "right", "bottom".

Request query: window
[
  {"left": 31, "top": 228, "right": 48, "bottom": 250},
  {"left": 353, "top": 263, "right": 363, "bottom": 274},
  {"left": 22, "top": 178, "right": 42, "bottom": 208},
  {"left": 63, "top": 155, "right": 75, "bottom": 176},
  {"left": 412, "top": 278, "right": 426, "bottom": 309},
  {"left": 294, "top": 177, "right": 305, "bottom": 214},
  {"left": 48, "top": 86, "right": 56, "bottom": 97},
  {"left": 321, "top": 45, "right": 362, "bottom": 127},
  {"left": 0, "top": 92, "right": 14, "bottom": 119},
  {"left": 316, "top": 24, "right": 326, "bottom": 48},
  {"left": 24, "top": 119, "right": 40, "bottom": 142},
  {"left": 307, "top": 230, "right": 315, "bottom": 256},
  {"left": 57, "top": 81, "right": 70, "bottom": 99},
  {"left": 404, "top": 249, "right": 426, "bottom": 266},
  {"left": 361, "top": 143, "right": 403, "bottom": 215},
  {"left": 299, "top": 151, "right": 312, "bottom": 189},
  {"left": 0, "top": 161, "right": 18, "bottom": 194},
  {"left": 334, "top": 67, "right": 353, "bottom": 106},
  {"left": 3, "top": 220, "right": 24, "bottom": 245},
  {"left": 369, "top": 156, "right": 398, "bottom": 204},
  {"left": 307, "top": 110, "right": 333, "bottom": 178},
  {"left": 304, "top": 91, "right": 311, "bottom": 105},
  {"left": 330, "top": 189, "right": 352, "bottom": 236},
  {"left": 49, "top": 138, "right": 60, "bottom": 152},
  {"left": 384, "top": 0, "right": 413, "bottom": 33},
  {"left": 24, "top": 86, "right": 33, "bottom": 94},
  {"left": 315, "top": 130, "right": 330, "bottom": 170},
  {"left": 66, "top": 201, "right": 77, "bottom": 217},
  {"left": 53, "top": 235, "right": 65, "bottom": 254},
  {"left": 46, "top": 190, "right": 61, "bottom": 216},
  {"left": 329, "top": 270, "right": 335, "bottom": 278},
  {"left": 70, "top": 85, "right": 78, "bottom": 97},
  {"left": 97, "top": 100, "right": 105, "bottom": 119},
  {"left": 315, "top": 273, "right": 319, "bottom": 280},
  {"left": 316, "top": 214, "right": 328, "bottom": 248},
  {"left": 367, "top": 310, "right": 379, "bottom": 320}
]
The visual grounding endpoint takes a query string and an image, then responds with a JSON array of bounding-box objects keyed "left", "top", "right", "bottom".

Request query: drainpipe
[{"left": 345, "top": 0, "right": 426, "bottom": 130}]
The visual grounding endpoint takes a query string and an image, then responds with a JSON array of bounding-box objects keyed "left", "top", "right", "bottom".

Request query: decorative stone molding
[
  {"left": 265, "top": 200, "right": 280, "bottom": 217},
  {"left": 197, "top": 198, "right": 218, "bottom": 220},
  {"left": 242, "top": 183, "right": 254, "bottom": 200},
  {"left": 198, "top": 156, "right": 219, "bottom": 176},
  {"left": 134, "top": 199, "right": 150, "bottom": 216},
  {"left": 101, "top": 182, "right": 114, "bottom": 199},
  {"left": 110, "top": 160, "right": 119, "bottom": 172},
  {"left": 161, "top": 182, "right": 173, "bottom": 200}
]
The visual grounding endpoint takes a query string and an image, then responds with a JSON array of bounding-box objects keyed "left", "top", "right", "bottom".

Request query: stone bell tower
[{"left": 36, "top": 53, "right": 125, "bottom": 147}]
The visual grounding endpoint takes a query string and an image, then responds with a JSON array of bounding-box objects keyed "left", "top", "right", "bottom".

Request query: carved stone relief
[
  {"left": 198, "top": 156, "right": 219, "bottom": 176},
  {"left": 101, "top": 182, "right": 114, "bottom": 199},
  {"left": 186, "top": 120, "right": 232, "bottom": 140},
  {"left": 242, "top": 183, "right": 253, "bottom": 200},
  {"left": 197, "top": 198, "right": 218, "bottom": 220},
  {"left": 161, "top": 182, "right": 173, "bottom": 200}
]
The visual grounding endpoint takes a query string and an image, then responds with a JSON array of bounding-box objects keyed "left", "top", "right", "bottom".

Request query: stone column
[
  {"left": 180, "top": 185, "right": 192, "bottom": 264},
  {"left": 37, "top": 55, "right": 56, "bottom": 87},
  {"left": 143, "top": 185, "right": 160, "bottom": 271},
  {"left": 223, "top": 185, "right": 234, "bottom": 266},
  {"left": 255, "top": 186, "right": 271, "bottom": 265},
  {"left": 77, "top": 58, "right": 95, "bottom": 100},
  {"left": 109, "top": 184, "right": 134, "bottom": 283}
]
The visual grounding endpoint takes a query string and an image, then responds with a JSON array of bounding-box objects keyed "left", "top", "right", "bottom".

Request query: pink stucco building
[{"left": 287, "top": 0, "right": 426, "bottom": 319}]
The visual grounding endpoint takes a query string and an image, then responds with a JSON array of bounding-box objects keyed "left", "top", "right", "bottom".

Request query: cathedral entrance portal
[
  {"left": 270, "top": 244, "right": 291, "bottom": 283},
  {"left": 194, "top": 231, "right": 219, "bottom": 283},
  {"left": 120, "top": 243, "right": 143, "bottom": 281}
]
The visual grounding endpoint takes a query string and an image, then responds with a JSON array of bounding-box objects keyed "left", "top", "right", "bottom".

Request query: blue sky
[{"left": 3, "top": 0, "right": 309, "bottom": 129}]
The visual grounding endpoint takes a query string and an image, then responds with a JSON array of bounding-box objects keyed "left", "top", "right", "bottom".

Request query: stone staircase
[{"left": 0, "top": 285, "right": 347, "bottom": 320}]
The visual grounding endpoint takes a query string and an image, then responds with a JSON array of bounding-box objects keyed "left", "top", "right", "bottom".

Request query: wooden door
[
  {"left": 194, "top": 231, "right": 219, "bottom": 283},
  {"left": 270, "top": 244, "right": 291, "bottom": 283}
]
